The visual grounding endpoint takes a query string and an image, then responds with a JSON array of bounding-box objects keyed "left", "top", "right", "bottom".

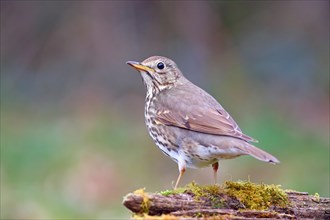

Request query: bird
[{"left": 126, "top": 56, "right": 279, "bottom": 189}]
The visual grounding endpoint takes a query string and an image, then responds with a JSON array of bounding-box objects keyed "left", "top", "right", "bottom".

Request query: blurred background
[{"left": 1, "top": 1, "right": 329, "bottom": 219}]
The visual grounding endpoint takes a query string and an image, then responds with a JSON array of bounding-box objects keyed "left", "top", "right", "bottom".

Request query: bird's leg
[
  {"left": 174, "top": 167, "right": 185, "bottom": 189},
  {"left": 212, "top": 162, "right": 219, "bottom": 184}
]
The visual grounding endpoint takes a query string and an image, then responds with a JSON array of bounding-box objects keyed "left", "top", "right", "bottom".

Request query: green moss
[
  {"left": 185, "top": 182, "right": 221, "bottom": 200},
  {"left": 153, "top": 180, "right": 289, "bottom": 217},
  {"left": 160, "top": 181, "right": 289, "bottom": 211},
  {"left": 184, "top": 182, "right": 226, "bottom": 209},
  {"left": 133, "top": 188, "right": 150, "bottom": 214},
  {"left": 130, "top": 181, "right": 290, "bottom": 218},
  {"left": 160, "top": 187, "right": 185, "bottom": 196},
  {"left": 132, "top": 213, "right": 180, "bottom": 219},
  {"left": 313, "top": 192, "right": 320, "bottom": 202},
  {"left": 224, "top": 181, "right": 289, "bottom": 210}
]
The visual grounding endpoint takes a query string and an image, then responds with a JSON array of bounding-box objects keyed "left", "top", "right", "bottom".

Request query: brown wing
[{"left": 155, "top": 106, "right": 257, "bottom": 142}]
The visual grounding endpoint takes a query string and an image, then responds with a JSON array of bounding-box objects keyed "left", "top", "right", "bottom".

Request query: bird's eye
[{"left": 157, "top": 62, "right": 165, "bottom": 70}]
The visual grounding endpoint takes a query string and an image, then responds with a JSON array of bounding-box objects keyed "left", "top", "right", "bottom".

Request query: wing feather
[
  {"left": 154, "top": 83, "right": 257, "bottom": 142},
  {"left": 156, "top": 106, "right": 257, "bottom": 142}
]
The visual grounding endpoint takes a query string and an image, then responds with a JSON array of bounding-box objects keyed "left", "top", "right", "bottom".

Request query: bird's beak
[{"left": 126, "top": 61, "right": 154, "bottom": 72}]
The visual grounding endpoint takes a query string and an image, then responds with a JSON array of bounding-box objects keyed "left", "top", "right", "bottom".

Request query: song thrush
[{"left": 127, "top": 56, "right": 279, "bottom": 189}]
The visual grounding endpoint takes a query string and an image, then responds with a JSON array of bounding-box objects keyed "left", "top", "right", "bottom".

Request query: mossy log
[{"left": 123, "top": 182, "right": 330, "bottom": 219}]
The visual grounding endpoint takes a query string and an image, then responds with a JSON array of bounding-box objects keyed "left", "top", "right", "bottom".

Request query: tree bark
[{"left": 123, "top": 190, "right": 330, "bottom": 219}]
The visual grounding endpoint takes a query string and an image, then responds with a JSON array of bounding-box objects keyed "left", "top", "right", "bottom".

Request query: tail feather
[{"left": 243, "top": 143, "right": 280, "bottom": 164}]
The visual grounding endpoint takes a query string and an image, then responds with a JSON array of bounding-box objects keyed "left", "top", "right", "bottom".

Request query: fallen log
[{"left": 123, "top": 181, "right": 330, "bottom": 219}]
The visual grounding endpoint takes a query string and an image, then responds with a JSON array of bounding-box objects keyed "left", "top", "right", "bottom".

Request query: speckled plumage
[{"left": 127, "top": 56, "right": 279, "bottom": 188}]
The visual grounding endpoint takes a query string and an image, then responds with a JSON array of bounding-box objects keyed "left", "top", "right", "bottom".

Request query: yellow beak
[{"left": 126, "top": 61, "right": 154, "bottom": 72}]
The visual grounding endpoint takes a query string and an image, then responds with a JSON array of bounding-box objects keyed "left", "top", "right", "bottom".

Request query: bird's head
[{"left": 127, "top": 56, "right": 184, "bottom": 93}]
